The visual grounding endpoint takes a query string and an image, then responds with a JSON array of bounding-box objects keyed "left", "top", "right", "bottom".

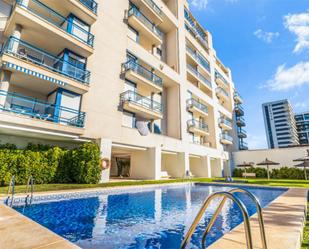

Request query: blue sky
[{"left": 188, "top": 0, "right": 309, "bottom": 149}]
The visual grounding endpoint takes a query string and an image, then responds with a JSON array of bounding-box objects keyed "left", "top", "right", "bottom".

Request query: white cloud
[
  {"left": 254, "top": 29, "right": 279, "bottom": 43},
  {"left": 246, "top": 134, "right": 267, "bottom": 150},
  {"left": 265, "top": 61, "right": 309, "bottom": 91},
  {"left": 190, "top": 0, "right": 209, "bottom": 10},
  {"left": 284, "top": 10, "right": 309, "bottom": 53},
  {"left": 294, "top": 101, "right": 309, "bottom": 110}
]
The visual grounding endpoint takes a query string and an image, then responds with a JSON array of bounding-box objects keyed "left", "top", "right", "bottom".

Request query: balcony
[
  {"left": 184, "top": 9, "right": 209, "bottom": 50},
  {"left": 216, "top": 87, "right": 229, "bottom": 101},
  {"left": 234, "top": 92, "right": 243, "bottom": 104},
  {"left": 2, "top": 37, "right": 90, "bottom": 85},
  {"left": 186, "top": 98, "right": 208, "bottom": 117},
  {"left": 238, "top": 128, "right": 247, "bottom": 138},
  {"left": 123, "top": 60, "right": 163, "bottom": 93},
  {"left": 220, "top": 133, "right": 233, "bottom": 145},
  {"left": 79, "top": 0, "right": 98, "bottom": 15},
  {"left": 186, "top": 45, "right": 210, "bottom": 74},
  {"left": 235, "top": 104, "right": 244, "bottom": 116},
  {"left": 19, "top": 0, "right": 94, "bottom": 46},
  {"left": 215, "top": 70, "right": 229, "bottom": 88},
  {"left": 128, "top": 6, "right": 163, "bottom": 46},
  {"left": 219, "top": 117, "right": 233, "bottom": 131},
  {"left": 130, "top": 0, "right": 163, "bottom": 24},
  {"left": 187, "top": 119, "right": 209, "bottom": 136},
  {"left": 0, "top": 90, "right": 85, "bottom": 128},
  {"left": 239, "top": 141, "right": 248, "bottom": 150},
  {"left": 236, "top": 116, "right": 246, "bottom": 127},
  {"left": 120, "top": 90, "right": 163, "bottom": 120},
  {"left": 187, "top": 64, "right": 212, "bottom": 90}
]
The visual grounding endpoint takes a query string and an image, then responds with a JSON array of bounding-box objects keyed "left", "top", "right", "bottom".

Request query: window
[
  {"left": 122, "top": 111, "right": 135, "bottom": 128},
  {"left": 128, "top": 25, "right": 139, "bottom": 42}
]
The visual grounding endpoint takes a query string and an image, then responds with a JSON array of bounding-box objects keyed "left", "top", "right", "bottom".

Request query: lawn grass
[{"left": 302, "top": 201, "right": 309, "bottom": 249}]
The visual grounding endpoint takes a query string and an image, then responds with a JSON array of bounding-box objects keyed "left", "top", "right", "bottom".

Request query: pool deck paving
[{"left": 0, "top": 183, "right": 307, "bottom": 249}]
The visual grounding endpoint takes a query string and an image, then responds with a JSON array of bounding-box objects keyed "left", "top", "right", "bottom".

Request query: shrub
[
  {"left": 0, "top": 142, "right": 101, "bottom": 186},
  {"left": 233, "top": 167, "right": 267, "bottom": 178}
]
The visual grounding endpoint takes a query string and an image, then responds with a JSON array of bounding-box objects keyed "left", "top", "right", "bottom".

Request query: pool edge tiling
[{"left": 209, "top": 187, "right": 308, "bottom": 249}]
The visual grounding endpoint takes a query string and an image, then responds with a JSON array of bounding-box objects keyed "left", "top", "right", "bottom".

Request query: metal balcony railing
[
  {"left": 0, "top": 90, "right": 85, "bottom": 127},
  {"left": 123, "top": 60, "right": 162, "bottom": 88},
  {"left": 187, "top": 119, "right": 209, "bottom": 132},
  {"left": 16, "top": 0, "right": 94, "bottom": 46},
  {"left": 184, "top": 9, "right": 209, "bottom": 49},
  {"left": 187, "top": 64, "right": 212, "bottom": 88},
  {"left": 2, "top": 37, "right": 91, "bottom": 84},
  {"left": 216, "top": 87, "right": 229, "bottom": 98},
  {"left": 143, "top": 0, "right": 162, "bottom": 16},
  {"left": 187, "top": 98, "right": 208, "bottom": 114},
  {"left": 215, "top": 70, "right": 229, "bottom": 86},
  {"left": 186, "top": 45, "right": 210, "bottom": 73},
  {"left": 219, "top": 117, "right": 232, "bottom": 128},
  {"left": 79, "top": 0, "right": 98, "bottom": 14},
  {"left": 128, "top": 5, "right": 163, "bottom": 40},
  {"left": 221, "top": 133, "right": 233, "bottom": 142},
  {"left": 120, "top": 90, "right": 163, "bottom": 113}
]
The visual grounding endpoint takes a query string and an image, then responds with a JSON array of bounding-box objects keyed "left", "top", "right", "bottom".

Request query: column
[
  {"left": 11, "top": 24, "right": 23, "bottom": 53},
  {"left": 0, "top": 70, "right": 11, "bottom": 109},
  {"left": 202, "top": 155, "right": 212, "bottom": 178},
  {"left": 98, "top": 138, "right": 112, "bottom": 183},
  {"left": 178, "top": 152, "right": 190, "bottom": 177}
]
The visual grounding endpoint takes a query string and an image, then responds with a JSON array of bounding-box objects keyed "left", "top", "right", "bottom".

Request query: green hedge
[
  {"left": 233, "top": 166, "right": 308, "bottom": 180},
  {"left": 0, "top": 142, "right": 102, "bottom": 186}
]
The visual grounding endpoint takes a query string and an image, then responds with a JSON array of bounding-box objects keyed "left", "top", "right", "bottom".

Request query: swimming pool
[{"left": 13, "top": 184, "right": 286, "bottom": 249}]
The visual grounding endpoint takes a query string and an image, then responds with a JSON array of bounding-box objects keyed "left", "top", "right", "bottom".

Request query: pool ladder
[
  {"left": 5, "top": 175, "right": 16, "bottom": 207},
  {"left": 180, "top": 188, "right": 267, "bottom": 249},
  {"left": 5, "top": 175, "right": 35, "bottom": 207}
]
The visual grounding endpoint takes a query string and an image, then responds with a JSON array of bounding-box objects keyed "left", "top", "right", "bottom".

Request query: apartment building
[
  {"left": 262, "top": 100, "right": 299, "bottom": 149},
  {"left": 0, "top": 0, "right": 244, "bottom": 182},
  {"left": 295, "top": 112, "right": 309, "bottom": 145}
]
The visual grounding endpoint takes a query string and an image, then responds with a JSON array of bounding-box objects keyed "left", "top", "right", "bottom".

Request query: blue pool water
[{"left": 14, "top": 184, "right": 286, "bottom": 249}]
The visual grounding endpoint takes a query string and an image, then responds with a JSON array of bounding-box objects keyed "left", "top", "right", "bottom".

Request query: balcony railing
[
  {"left": 128, "top": 5, "right": 163, "bottom": 40},
  {"left": 0, "top": 90, "right": 85, "bottom": 127},
  {"left": 215, "top": 70, "right": 228, "bottom": 86},
  {"left": 143, "top": 0, "right": 162, "bottom": 16},
  {"left": 79, "top": 0, "right": 98, "bottom": 14},
  {"left": 234, "top": 91, "right": 243, "bottom": 101},
  {"left": 123, "top": 60, "right": 162, "bottom": 88},
  {"left": 238, "top": 128, "right": 247, "bottom": 137},
  {"left": 2, "top": 37, "right": 91, "bottom": 84},
  {"left": 16, "top": 0, "right": 94, "bottom": 47},
  {"left": 187, "top": 64, "right": 212, "bottom": 88},
  {"left": 219, "top": 117, "right": 232, "bottom": 128},
  {"left": 120, "top": 90, "right": 163, "bottom": 113},
  {"left": 186, "top": 45, "right": 210, "bottom": 73},
  {"left": 240, "top": 141, "right": 248, "bottom": 150},
  {"left": 221, "top": 133, "right": 233, "bottom": 142},
  {"left": 235, "top": 104, "right": 244, "bottom": 114},
  {"left": 216, "top": 87, "right": 229, "bottom": 98},
  {"left": 187, "top": 98, "right": 208, "bottom": 114},
  {"left": 187, "top": 119, "right": 209, "bottom": 133},
  {"left": 236, "top": 116, "right": 246, "bottom": 126}
]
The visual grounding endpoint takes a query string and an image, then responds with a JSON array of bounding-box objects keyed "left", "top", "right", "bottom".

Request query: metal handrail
[
  {"left": 200, "top": 188, "right": 267, "bottom": 249},
  {"left": 180, "top": 191, "right": 253, "bottom": 249},
  {"left": 25, "top": 175, "right": 35, "bottom": 206},
  {"left": 5, "top": 175, "right": 15, "bottom": 207}
]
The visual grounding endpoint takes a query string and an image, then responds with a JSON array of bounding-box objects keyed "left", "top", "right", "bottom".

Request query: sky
[{"left": 188, "top": 0, "right": 309, "bottom": 149}]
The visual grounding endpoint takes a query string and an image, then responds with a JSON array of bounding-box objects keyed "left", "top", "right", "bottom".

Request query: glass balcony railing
[
  {"left": 123, "top": 60, "right": 163, "bottom": 88},
  {"left": 238, "top": 129, "right": 247, "bottom": 137},
  {"left": 143, "top": 0, "right": 162, "bottom": 16},
  {"left": 187, "top": 119, "right": 209, "bottom": 133},
  {"left": 234, "top": 91, "right": 243, "bottom": 101},
  {"left": 16, "top": 0, "right": 94, "bottom": 47},
  {"left": 235, "top": 104, "right": 244, "bottom": 114},
  {"left": 219, "top": 117, "right": 232, "bottom": 128},
  {"left": 187, "top": 98, "right": 208, "bottom": 114},
  {"left": 216, "top": 87, "right": 229, "bottom": 98},
  {"left": 120, "top": 90, "right": 163, "bottom": 113},
  {"left": 186, "top": 45, "right": 210, "bottom": 73},
  {"left": 0, "top": 90, "right": 85, "bottom": 127},
  {"left": 128, "top": 6, "right": 163, "bottom": 40},
  {"left": 221, "top": 133, "right": 233, "bottom": 142},
  {"left": 79, "top": 0, "right": 98, "bottom": 14},
  {"left": 187, "top": 64, "right": 212, "bottom": 88},
  {"left": 240, "top": 141, "right": 248, "bottom": 150},
  {"left": 236, "top": 116, "right": 246, "bottom": 125},
  {"left": 215, "top": 70, "right": 228, "bottom": 86},
  {"left": 2, "top": 37, "right": 91, "bottom": 84}
]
